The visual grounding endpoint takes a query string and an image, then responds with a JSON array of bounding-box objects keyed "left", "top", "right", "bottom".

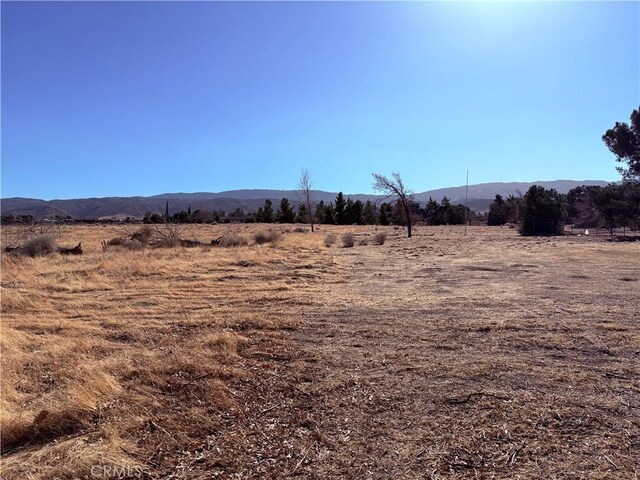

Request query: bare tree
[
  {"left": 298, "top": 169, "right": 315, "bottom": 232},
  {"left": 372, "top": 172, "right": 414, "bottom": 237}
]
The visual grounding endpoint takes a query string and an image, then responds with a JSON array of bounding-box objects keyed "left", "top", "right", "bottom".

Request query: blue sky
[{"left": 2, "top": 1, "right": 638, "bottom": 200}]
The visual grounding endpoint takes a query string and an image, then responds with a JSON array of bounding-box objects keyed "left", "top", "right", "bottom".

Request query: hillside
[{"left": 1, "top": 180, "right": 610, "bottom": 218}]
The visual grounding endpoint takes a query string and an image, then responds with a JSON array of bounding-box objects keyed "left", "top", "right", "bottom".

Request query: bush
[
  {"left": 341, "top": 232, "right": 355, "bottom": 248},
  {"left": 372, "top": 232, "right": 387, "bottom": 245},
  {"left": 108, "top": 237, "right": 144, "bottom": 250},
  {"left": 324, "top": 234, "right": 336, "bottom": 247},
  {"left": 253, "top": 230, "right": 282, "bottom": 245},
  {"left": 131, "top": 226, "right": 153, "bottom": 244},
  {"left": 292, "top": 227, "right": 308, "bottom": 233},
  {"left": 14, "top": 235, "right": 58, "bottom": 257},
  {"left": 357, "top": 238, "right": 368, "bottom": 246},
  {"left": 218, "top": 234, "right": 249, "bottom": 247}
]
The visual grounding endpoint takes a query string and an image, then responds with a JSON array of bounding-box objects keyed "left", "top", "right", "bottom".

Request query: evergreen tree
[
  {"left": 314, "top": 200, "right": 325, "bottom": 223},
  {"left": 277, "top": 198, "right": 295, "bottom": 223},
  {"left": 345, "top": 199, "right": 364, "bottom": 224},
  {"left": 322, "top": 202, "right": 336, "bottom": 224},
  {"left": 362, "top": 200, "right": 378, "bottom": 224},
  {"left": 426, "top": 197, "right": 441, "bottom": 225},
  {"left": 444, "top": 204, "right": 467, "bottom": 225},
  {"left": 257, "top": 199, "right": 274, "bottom": 223},
  {"left": 335, "top": 192, "right": 347, "bottom": 224},
  {"left": 487, "top": 194, "right": 507, "bottom": 226},
  {"left": 296, "top": 203, "right": 309, "bottom": 223},
  {"left": 378, "top": 202, "right": 391, "bottom": 225},
  {"left": 518, "top": 186, "right": 566, "bottom": 236}
]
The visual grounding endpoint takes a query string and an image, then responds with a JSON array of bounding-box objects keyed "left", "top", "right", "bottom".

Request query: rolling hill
[{"left": 1, "top": 180, "right": 611, "bottom": 219}]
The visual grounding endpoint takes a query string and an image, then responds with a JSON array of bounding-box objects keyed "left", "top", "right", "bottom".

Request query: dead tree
[
  {"left": 372, "top": 172, "right": 414, "bottom": 238},
  {"left": 298, "top": 169, "right": 315, "bottom": 233}
]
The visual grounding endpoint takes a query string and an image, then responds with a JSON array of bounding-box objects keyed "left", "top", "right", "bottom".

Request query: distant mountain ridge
[{"left": 1, "top": 180, "right": 611, "bottom": 218}]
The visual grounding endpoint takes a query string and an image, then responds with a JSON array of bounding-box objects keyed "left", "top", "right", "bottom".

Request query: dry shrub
[
  {"left": 108, "top": 237, "right": 144, "bottom": 250},
  {"left": 218, "top": 233, "right": 249, "bottom": 247},
  {"left": 253, "top": 230, "right": 283, "bottom": 245},
  {"left": 341, "top": 232, "right": 355, "bottom": 248},
  {"left": 357, "top": 238, "right": 369, "bottom": 246},
  {"left": 292, "top": 227, "right": 308, "bottom": 233},
  {"left": 153, "top": 237, "right": 179, "bottom": 248},
  {"left": 324, "top": 234, "right": 336, "bottom": 247},
  {"left": 372, "top": 232, "right": 387, "bottom": 245},
  {"left": 130, "top": 226, "right": 153, "bottom": 244},
  {"left": 13, "top": 235, "right": 58, "bottom": 257}
]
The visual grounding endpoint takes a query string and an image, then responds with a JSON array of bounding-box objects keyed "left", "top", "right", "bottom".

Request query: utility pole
[{"left": 464, "top": 170, "right": 469, "bottom": 236}]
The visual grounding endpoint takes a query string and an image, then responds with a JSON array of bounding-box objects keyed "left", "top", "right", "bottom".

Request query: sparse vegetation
[
  {"left": 218, "top": 233, "right": 249, "bottom": 247},
  {"left": 12, "top": 234, "right": 58, "bottom": 257},
  {"left": 107, "top": 237, "right": 144, "bottom": 250},
  {"left": 1, "top": 224, "right": 638, "bottom": 479},
  {"left": 323, "top": 233, "right": 336, "bottom": 247},
  {"left": 341, "top": 232, "right": 355, "bottom": 247},
  {"left": 372, "top": 232, "right": 387, "bottom": 245},
  {"left": 253, "top": 229, "right": 283, "bottom": 244}
]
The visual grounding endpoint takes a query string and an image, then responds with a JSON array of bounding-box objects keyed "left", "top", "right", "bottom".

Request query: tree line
[{"left": 146, "top": 193, "right": 477, "bottom": 228}]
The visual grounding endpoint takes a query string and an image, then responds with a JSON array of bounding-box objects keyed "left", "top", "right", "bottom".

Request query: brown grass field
[{"left": 1, "top": 224, "right": 638, "bottom": 479}]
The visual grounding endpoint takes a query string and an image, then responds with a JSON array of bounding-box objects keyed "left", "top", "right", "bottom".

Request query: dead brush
[
  {"left": 107, "top": 237, "right": 144, "bottom": 250},
  {"left": 253, "top": 230, "right": 283, "bottom": 245},
  {"left": 10, "top": 235, "right": 58, "bottom": 257},
  {"left": 372, "top": 232, "right": 387, "bottom": 245},
  {"left": 217, "top": 233, "right": 249, "bottom": 247},
  {"left": 341, "top": 232, "right": 355, "bottom": 248},
  {"left": 324, "top": 234, "right": 337, "bottom": 247}
]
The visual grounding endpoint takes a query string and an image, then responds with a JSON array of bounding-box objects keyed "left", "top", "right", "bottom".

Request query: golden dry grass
[{"left": 1, "top": 224, "right": 638, "bottom": 479}]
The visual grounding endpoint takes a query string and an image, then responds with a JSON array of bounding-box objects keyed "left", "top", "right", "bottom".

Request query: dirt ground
[{"left": 1, "top": 225, "right": 638, "bottom": 479}]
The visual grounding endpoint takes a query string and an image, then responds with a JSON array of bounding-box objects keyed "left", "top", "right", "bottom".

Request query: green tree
[
  {"left": 487, "top": 194, "right": 507, "bottom": 226},
  {"left": 334, "top": 192, "right": 347, "bottom": 224},
  {"left": 444, "top": 204, "right": 467, "bottom": 225},
  {"left": 296, "top": 203, "right": 309, "bottom": 223},
  {"left": 425, "top": 197, "right": 441, "bottom": 225},
  {"left": 589, "top": 183, "right": 640, "bottom": 235},
  {"left": 518, "top": 186, "right": 566, "bottom": 236},
  {"left": 602, "top": 107, "right": 640, "bottom": 181},
  {"left": 256, "top": 199, "right": 274, "bottom": 223},
  {"left": 277, "top": 198, "right": 295, "bottom": 223},
  {"left": 378, "top": 202, "right": 391, "bottom": 225},
  {"left": 362, "top": 200, "right": 378, "bottom": 225},
  {"left": 345, "top": 199, "right": 364, "bottom": 225}
]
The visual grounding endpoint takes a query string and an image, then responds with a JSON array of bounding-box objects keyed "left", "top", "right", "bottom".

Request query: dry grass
[{"left": 1, "top": 224, "right": 638, "bottom": 478}]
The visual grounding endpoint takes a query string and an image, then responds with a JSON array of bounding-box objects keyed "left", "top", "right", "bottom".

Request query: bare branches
[
  {"left": 372, "top": 172, "right": 412, "bottom": 200},
  {"left": 372, "top": 172, "right": 415, "bottom": 237},
  {"left": 298, "top": 169, "right": 315, "bottom": 232}
]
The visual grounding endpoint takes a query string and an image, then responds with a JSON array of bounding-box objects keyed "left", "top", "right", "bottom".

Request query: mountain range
[{"left": 1, "top": 180, "right": 611, "bottom": 219}]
